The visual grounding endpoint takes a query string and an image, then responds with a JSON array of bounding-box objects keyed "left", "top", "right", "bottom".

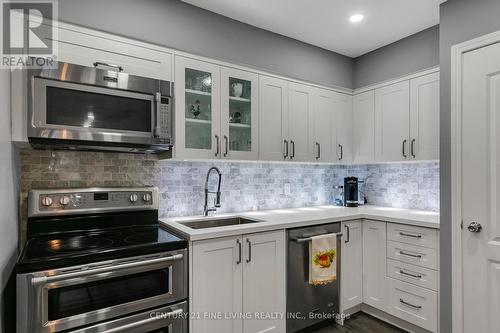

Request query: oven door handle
[
  {"left": 101, "top": 308, "right": 183, "bottom": 333},
  {"left": 32, "top": 253, "right": 184, "bottom": 286}
]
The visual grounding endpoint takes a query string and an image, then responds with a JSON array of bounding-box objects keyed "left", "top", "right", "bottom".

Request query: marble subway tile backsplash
[{"left": 19, "top": 150, "right": 439, "bottom": 232}]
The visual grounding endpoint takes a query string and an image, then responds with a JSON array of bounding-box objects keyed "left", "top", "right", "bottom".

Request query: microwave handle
[{"left": 93, "top": 61, "right": 123, "bottom": 72}]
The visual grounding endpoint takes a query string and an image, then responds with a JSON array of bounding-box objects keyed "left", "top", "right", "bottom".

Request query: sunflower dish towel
[{"left": 309, "top": 233, "right": 337, "bottom": 286}]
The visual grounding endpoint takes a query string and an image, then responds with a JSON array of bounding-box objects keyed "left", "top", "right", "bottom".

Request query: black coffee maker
[{"left": 344, "top": 177, "right": 359, "bottom": 207}]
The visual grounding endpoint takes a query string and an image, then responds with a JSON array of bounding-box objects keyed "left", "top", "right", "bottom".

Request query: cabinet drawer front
[
  {"left": 386, "top": 277, "right": 438, "bottom": 332},
  {"left": 387, "top": 241, "right": 438, "bottom": 270},
  {"left": 387, "top": 223, "right": 438, "bottom": 249},
  {"left": 387, "top": 259, "right": 438, "bottom": 291}
]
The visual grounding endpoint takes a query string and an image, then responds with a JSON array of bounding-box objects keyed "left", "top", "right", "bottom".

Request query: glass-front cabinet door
[
  {"left": 221, "top": 67, "right": 259, "bottom": 160},
  {"left": 175, "top": 56, "right": 221, "bottom": 159}
]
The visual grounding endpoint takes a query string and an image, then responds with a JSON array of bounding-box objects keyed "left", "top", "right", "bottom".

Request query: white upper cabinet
[
  {"left": 353, "top": 91, "right": 375, "bottom": 163},
  {"left": 374, "top": 81, "right": 410, "bottom": 162},
  {"left": 174, "top": 56, "right": 221, "bottom": 159},
  {"left": 409, "top": 72, "right": 440, "bottom": 161},
  {"left": 54, "top": 23, "right": 172, "bottom": 80},
  {"left": 312, "top": 89, "right": 335, "bottom": 162},
  {"left": 333, "top": 92, "right": 354, "bottom": 163},
  {"left": 259, "top": 75, "right": 289, "bottom": 161},
  {"left": 221, "top": 67, "right": 259, "bottom": 160},
  {"left": 288, "top": 82, "right": 314, "bottom": 162}
]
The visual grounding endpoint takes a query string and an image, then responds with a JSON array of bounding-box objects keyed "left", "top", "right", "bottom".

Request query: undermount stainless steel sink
[{"left": 178, "top": 216, "right": 263, "bottom": 229}]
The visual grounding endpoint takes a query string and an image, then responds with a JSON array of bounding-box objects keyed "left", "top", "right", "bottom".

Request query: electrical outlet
[{"left": 284, "top": 183, "right": 291, "bottom": 195}]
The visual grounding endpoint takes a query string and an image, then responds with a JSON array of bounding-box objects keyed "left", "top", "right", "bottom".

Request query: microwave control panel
[{"left": 156, "top": 95, "right": 172, "bottom": 142}]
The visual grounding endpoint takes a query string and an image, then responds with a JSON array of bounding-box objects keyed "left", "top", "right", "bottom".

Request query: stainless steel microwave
[{"left": 27, "top": 61, "right": 173, "bottom": 153}]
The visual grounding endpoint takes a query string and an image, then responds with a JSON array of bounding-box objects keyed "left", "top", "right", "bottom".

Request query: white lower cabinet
[
  {"left": 386, "top": 277, "right": 438, "bottom": 332},
  {"left": 362, "top": 220, "right": 387, "bottom": 311},
  {"left": 340, "top": 220, "right": 363, "bottom": 311},
  {"left": 242, "top": 231, "right": 286, "bottom": 333},
  {"left": 191, "top": 230, "right": 285, "bottom": 333},
  {"left": 191, "top": 236, "right": 243, "bottom": 333}
]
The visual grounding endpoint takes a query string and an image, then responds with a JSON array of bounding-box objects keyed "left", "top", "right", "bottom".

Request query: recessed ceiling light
[{"left": 349, "top": 14, "right": 364, "bottom": 23}]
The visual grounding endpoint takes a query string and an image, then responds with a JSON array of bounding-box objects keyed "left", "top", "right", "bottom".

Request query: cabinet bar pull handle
[
  {"left": 223, "top": 135, "right": 228, "bottom": 157},
  {"left": 399, "top": 298, "right": 422, "bottom": 309},
  {"left": 402, "top": 139, "right": 408, "bottom": 158},
  {"left": 411, "top": 139, "right": 416, "bottom": 158},
  {"left": 315, "top": 142, "right": 321, "bottom": 160},
  {"left": 344, "top": 225, "right": 350, "bottom": 243},
  {"left": 399, "top": 250, "right": 422, "bottom": 258},
  {"left": 399, "top": 232, "right": 422, "bottom": 239},
  {"left": 338, "top": 144, "right": 343, "bottom": 160},
  {"left": 246, "top": 239, "right": 252, "bottom": 263},
  {"left": 93, "top": 61, "right": 123, "bottom": 72},
  {"left": 236, "top": 239, "right": 242, "bottom": 264},
  {"left": 399, "top": 269, "right": 423, "bottom": 279},
  {"left": 283, "top": 140, "right": 289, "bottom": 159},
  {"left": 214, "top": 135, "right": 220, "bottom": 157},
  {"left": 290, "top": 140, "right": 295, "bottom": 159}
]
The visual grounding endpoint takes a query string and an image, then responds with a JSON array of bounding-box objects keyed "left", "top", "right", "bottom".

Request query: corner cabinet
[
  {"left": 191, "top": 230, "right": 286, "bottom": 333},
  {"left": 333, "top": 93, "right": 354, "bottom": 163},
  {"left": 174, "top": 56, "right": 258, "bottom": 160},
  {"left": 353, "top": 91, "right": 375, "bottom": 163}
]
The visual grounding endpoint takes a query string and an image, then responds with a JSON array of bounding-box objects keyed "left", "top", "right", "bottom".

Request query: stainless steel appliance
[
  {"left": 287, "top": 223, "right": 342, "bottom": 333},
  {"left": 344, "top": 177, "right": 359, "bottom": 207},
  {"left": 27, "top": 61, "right": 173, "bottom": 153},
  {"left": 16, "top": 187, "right": 188, "bottom": 333}
]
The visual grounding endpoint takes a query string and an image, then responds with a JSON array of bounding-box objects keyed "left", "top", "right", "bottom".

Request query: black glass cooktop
[{"left": 16, "top": 225, "right": 187, "bottom": 273}]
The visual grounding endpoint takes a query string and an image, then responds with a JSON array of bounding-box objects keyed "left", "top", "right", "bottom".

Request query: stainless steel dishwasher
[{"left": 287, "top": 223, "right": 342, "bottom": 333}]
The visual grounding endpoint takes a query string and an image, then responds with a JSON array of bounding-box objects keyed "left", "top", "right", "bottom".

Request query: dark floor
[{"left": 311, "top": 312, "right": 407, "bottom": 333}]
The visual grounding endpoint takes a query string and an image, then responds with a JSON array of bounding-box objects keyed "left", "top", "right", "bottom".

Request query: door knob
[{"left": 467, "top": 221, "right": 482, "bottom": 233}]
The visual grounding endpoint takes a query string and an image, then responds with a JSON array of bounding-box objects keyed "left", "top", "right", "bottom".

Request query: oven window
[
  {"left": 47, "top": 269, "right": 169, "bottom": 321},
  {"left": 46, "top": 86, "right": 152, "bottom": 132}
]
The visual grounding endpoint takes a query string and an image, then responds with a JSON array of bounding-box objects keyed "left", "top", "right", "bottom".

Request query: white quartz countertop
[{"left": 160, "top": 205, "right": 439, "bottom": 241}]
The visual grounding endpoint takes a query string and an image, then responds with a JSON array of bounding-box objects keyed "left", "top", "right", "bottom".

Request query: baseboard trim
[{"left": 359, "top": 304, "right": 433, "bottom": 333}]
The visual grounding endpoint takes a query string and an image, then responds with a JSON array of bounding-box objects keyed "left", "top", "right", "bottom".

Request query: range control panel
[{"left": 28, "top": 187, "right": 159, "bottom": 217}]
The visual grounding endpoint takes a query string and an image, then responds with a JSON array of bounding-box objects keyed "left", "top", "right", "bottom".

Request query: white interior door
[
  {"left": 259, "top": 75, "right": 288, "bottom": 161},
  {"left": 410, "top": 72, "right": 440, "bottom": 161},
  {"left": 288, "top": 82, "right": 314, "bottom": 162},
  {"left": 461, "top": 41, "right": 500, "bottom": 333},
  {"left": 313, "top": 88, "right": 335, "bottom": 162},
  {"left": 374, "top": 81, "right": 410, "bottom": 162}
]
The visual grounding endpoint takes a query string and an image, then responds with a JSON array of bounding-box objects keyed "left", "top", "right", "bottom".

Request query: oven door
[
  {"left": 70, "top": 301, "right": 188, "bottom": 333},
  {"left": 17, "top": 249, "right": 187, "bottom": 333},
  {"left": 30, "top": 77, "right": 159, "bottom": 145}
]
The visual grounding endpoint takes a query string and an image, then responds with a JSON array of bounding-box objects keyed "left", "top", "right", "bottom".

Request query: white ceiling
[{"left": 182, "top": 0, "right": 445, "bottom": 58}]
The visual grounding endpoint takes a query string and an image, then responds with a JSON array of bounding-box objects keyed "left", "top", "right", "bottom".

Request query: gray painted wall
[
  {"left": 57, "top": 0, "right": 354, "bottom": 89},
  {"left": 439, "top": 0, "right": 500, "bottom": 332},
  {"left": 0, "top": 68, "right": 19, "bottom": 331},
  {"left": 353, "top": 25, "right": 439, "bottom": 88}
]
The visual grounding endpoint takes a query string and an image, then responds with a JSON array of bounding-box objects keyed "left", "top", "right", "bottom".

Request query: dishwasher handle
[{"left": 293, "top": 232, "right": 343, "bottom": 243}]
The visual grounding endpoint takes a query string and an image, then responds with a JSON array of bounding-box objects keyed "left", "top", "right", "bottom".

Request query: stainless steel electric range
[{"left": 16, "top": 187, "right": 188, "bottom": 333}]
